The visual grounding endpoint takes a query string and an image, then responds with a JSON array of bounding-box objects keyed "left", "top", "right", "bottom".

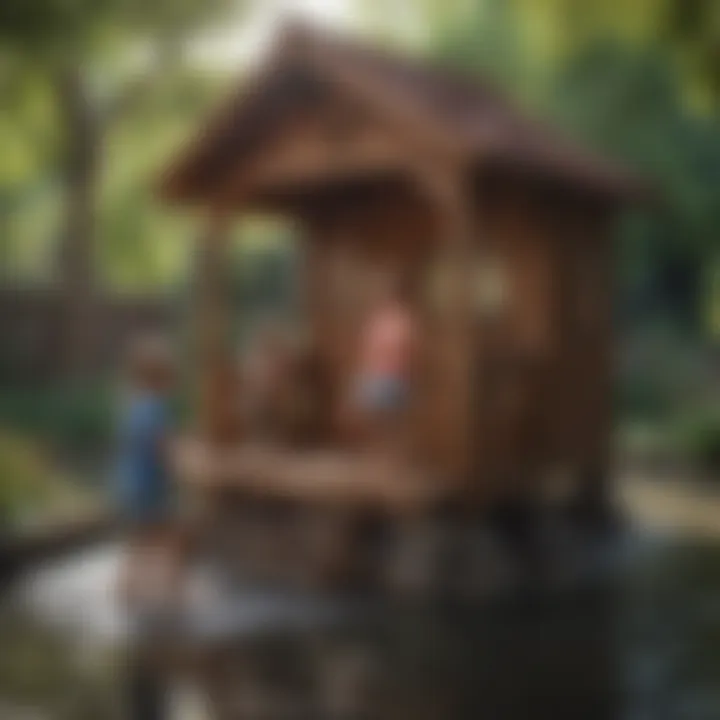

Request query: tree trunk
[{"left": 55, "top": 65, "right": 101, "bottom": 379}]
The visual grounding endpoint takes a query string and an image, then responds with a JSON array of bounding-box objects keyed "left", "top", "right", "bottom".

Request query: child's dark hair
[{"left": 126, "top": 333, "right": 174, "bottom": 391}]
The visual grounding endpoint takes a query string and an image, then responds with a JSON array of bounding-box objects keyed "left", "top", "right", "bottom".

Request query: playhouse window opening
[{"left": 231, "top": 215, "right": 302, "bottom": 350}]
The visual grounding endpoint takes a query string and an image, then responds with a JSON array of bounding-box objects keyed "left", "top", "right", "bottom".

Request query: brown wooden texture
[
  {"left": 470, "top": 178, "right": 615, "bottom": 500},
  {"left": 300, "top": 179, "right": 436, "bottom": 450},
  {"left": 159, "top": 22, "right": 645, "bottom": 208},
  {"left": 245, "top": 97, "right": 412, "bottom": 192},
  {"left": 172, "top": 437, "right": 446, "bottom": 513},
  {"left": 161, "top": 22, "right": 629, "bottom": 513},
  {"left": 412, "top": 163, "right": 478, "bottom": 481},
  {"left": 193, "top": 210, "right": 241, "bottom": 444}
]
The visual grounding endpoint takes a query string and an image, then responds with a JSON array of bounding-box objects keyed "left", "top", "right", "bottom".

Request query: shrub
[
  {"left": 617, "top": 371, "right": 674, "bottom": 422},
  {"left": 0, "top": 383, "right": 114, "bottom": 458},
  {"left": 617, "top": 324, "right": 715, "bottom": 425},
  {"left": 677, "top": 411, "right": 720, "bottom": 477},
  {"left": 0, "top": 432, "right": 86, "bottom": 524}
]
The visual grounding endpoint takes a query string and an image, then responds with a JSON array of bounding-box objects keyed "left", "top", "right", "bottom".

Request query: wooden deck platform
[{"left": 172, "top": 438, "right": 450, "bottom": 513}]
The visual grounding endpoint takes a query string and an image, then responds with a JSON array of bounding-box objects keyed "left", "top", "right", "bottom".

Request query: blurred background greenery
[{"left": 1, "top": 0, "right": 720, "bottom": 520}]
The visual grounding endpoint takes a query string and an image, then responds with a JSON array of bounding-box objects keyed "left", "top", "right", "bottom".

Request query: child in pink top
[{"left": 353, "top": 279, "right": 416, "bottom": 439}]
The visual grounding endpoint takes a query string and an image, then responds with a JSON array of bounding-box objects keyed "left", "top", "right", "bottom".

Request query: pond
[{"left": 2, "top": 529, "right": 720, "bottom": 719}]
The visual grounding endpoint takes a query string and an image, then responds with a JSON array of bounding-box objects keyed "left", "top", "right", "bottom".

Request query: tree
[
  {"left": 387, "top": 0, "right": 720, "bottom": 113},
  {"left": 0, "top": 0, "right": 238, "bottom": 376}
]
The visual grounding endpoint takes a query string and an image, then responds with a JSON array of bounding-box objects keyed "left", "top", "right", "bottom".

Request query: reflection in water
[
  {"left": 0, "top": 605, "right": 117, "bottom": 720},
  {"left": 1, "top": 534, "right": 720, "bottom": 719},
  {"left": 198, "top": 589, "right": 617, "bottom": 719},
  {"left": 621, "top": 538, "right": 720, "bottom": 720}
]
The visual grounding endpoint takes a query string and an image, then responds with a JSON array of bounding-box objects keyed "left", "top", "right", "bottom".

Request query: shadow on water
[
  {"left": 2, "top": 533, "right": 720, "bottom": 719},
  {"left": 195, "top": 588, "right": 618, "bottom": 720}
]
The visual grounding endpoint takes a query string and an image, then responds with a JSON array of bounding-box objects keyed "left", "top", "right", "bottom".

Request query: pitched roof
[{"left": 159, "top": 21, "right": 646, "bottom": 206}]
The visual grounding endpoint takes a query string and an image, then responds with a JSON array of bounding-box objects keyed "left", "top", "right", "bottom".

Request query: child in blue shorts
[{"left": 113, "top": 335, "right": 184, "bottom": 609}]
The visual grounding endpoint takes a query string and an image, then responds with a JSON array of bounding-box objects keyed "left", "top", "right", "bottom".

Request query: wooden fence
[{"left": 0, "top": 285, "right": 175, "bottom": 383}]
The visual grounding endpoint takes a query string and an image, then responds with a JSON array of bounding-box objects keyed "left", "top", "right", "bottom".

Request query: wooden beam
[
  {"left": 413, "top": 160, "right": 478, "bottom": 483},
  {"left": 193, "top": 208, "right": 238, "bottom": 445}
]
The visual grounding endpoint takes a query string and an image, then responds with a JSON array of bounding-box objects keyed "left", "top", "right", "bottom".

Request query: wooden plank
[
  {"left": 172, "top": 438, "right": 447, "bottom": 513},
  {"left": 193, "top": 209, "right": 239, "bottom": 444},
  {"left": 245, "top": 103, "right": 412, "bottom": 191},
  {"left": 412, "top": 162, "right": 478, "bottom": 482}
]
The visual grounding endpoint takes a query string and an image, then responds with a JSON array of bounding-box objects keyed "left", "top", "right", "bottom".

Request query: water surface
[{"left": 1, "top": 530, "right": 720, "bottom": 719}]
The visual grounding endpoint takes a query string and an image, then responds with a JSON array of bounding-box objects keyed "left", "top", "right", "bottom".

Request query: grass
[
  {"left": 0, "top": 431, "right": 94, "bottom": 525},
  {"left": 0, "top": 382, "right": 112, "bottom": 521}
]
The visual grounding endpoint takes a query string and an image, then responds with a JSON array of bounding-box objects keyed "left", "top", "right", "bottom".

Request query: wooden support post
[
  {"left": 194, "top": 209, "right": 238, "bottom": 444},
  {"left": 414, "top": 161, "right": 478, "bottom": 483},
  {"left": 570, "top": 225, "right": 616, "bottom": 530},
  {"left": 300, "top": 215, "right": 337, "bottom": 442}
]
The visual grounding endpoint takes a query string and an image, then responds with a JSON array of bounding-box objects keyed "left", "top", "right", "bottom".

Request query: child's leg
[
  {"left": 117, "top": 529, "right": 152, "bottom": 608},
  {"left": 153, "top": 522, "right": 190, "bottom": 606}
]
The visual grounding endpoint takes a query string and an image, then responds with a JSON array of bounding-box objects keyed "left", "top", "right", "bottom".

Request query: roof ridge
[
  {"left": 277, "top": 18, "right": 513, "bottom": 107},
  {"left": 159, "top": 19, "right": 647, "bottom": 205},
  {"left": 271, "top": 19, "right": 565, "bottom": 152}
]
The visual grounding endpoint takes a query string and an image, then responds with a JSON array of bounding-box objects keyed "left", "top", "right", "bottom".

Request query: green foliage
[
  {"left": 618, "top": 322, "right": 716, "bottom": 419},
  {"left": 99, "top": 70, "right": 226, "bottom": 289},
  {"left": 0, "top": 0, "right": 237, "bottom": 59},
  {"left": 0, "top": 383, "right": 114, "bottom": 457},
  {"left": 550, "top": 42, "right": 720, "bottom": 330},
  {"left": 231, "top": 222, "right": 300, "bottom": 335},
  {"left": 677, "top": 411, "right": 720, "bottom": 477},
  {"left": 0, "top": 0, "right": 242, "bottom": 290},
  {"left": 0, "top": 431, "right": 85, "bottom": 522},
  {"left": 433, "top": 0, "right": 720, "bottom": 111},
  {"left": 618, "top": 371, "right": 674, "bottom": 424},
  {"left": 0, "top": 58, "right": 62, "bottom": 277},
  {"left": 618, "top": 323, "right": 720, "bottom": 474},
  {"left": 0, "top": 58, "right": 229, "bottom": 287}
]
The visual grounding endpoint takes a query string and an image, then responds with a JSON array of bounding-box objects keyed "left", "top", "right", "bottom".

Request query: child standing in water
[{"left": 113, "top": 335, "right": 184, "bottom": 611}]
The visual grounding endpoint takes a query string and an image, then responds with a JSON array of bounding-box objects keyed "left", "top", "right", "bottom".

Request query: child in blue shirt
[{"left": 113, "top": 335, "right": 184, "bottom": 609}]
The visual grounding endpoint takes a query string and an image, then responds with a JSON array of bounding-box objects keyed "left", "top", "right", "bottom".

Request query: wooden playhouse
[{"left": 158, "top": 23, "right": 643, "bottom": 591}]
